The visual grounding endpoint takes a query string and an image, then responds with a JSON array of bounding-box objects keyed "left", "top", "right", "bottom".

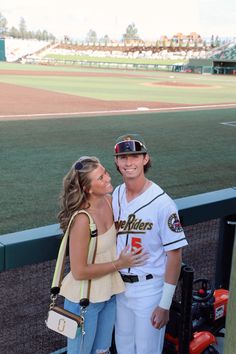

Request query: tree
[
  {"left": 0, "top": 12, "right": 8, "bottom": 36},
  {"left": 0, "top": 11, "right": 56, "bottom": 41},
  {"left": 19, "top": 17, "right": 27, "bottom": 39},
  {"left": 178, "top": 38, "right": 183, "bottom": 49},
  {"left": 170, "top": 38, "right": 175, "bottom": 50},
  {"left": 194, "top": 39, "right": 198, "bottom": 49},
  {"left": 35, "top": 30, "right": 42, "bottom": 40},
  {"left": 8, "top": 26, "right": 20, "bottom": 38},
  {"left": 122, "top": 23, "right": 140, "bottom": 42},
  {"left": 27, "top": 31, "right": 34, "bottom": 39},
  {"left": 100, "top": 34, "right": 110, "bottom": 45},
  {"left": 215, "top": 35, "right": 221, "bottom": 47},
  {"left": 211, "top": 34, "right": 214, "bottom": 47},
  {"left": 86, "top": 29, "right": 97, "bottom": 44},
  {"left": 162, "top": 38, "right": 167, "bottom": 48},
  {"left": 42, "top": 30, "right": 49, "bottom": 41}
]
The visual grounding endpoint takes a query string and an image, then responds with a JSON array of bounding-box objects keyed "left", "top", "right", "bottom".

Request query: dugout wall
[
  {"left": 187, "top": 58, "right": 236, "bottom": 75},
  {"left": 187, "top": 58, "right": 213, "bottom": 74},
  {"left": 213, "top": 60, "right": 236, "bottom": 74}
]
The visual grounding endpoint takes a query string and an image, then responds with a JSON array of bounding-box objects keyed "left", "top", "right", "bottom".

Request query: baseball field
[{"left": 0, "top": 62, "right": 235, "bottom": 234}]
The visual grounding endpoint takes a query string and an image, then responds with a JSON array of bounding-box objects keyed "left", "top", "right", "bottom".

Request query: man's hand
[{"left": 151, "top": 306, "right": 169, "bottom": 329}]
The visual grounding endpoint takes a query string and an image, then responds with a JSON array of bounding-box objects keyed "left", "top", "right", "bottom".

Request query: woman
[{"left": 58, "top": 156, "right": 147, "bottom": 354}]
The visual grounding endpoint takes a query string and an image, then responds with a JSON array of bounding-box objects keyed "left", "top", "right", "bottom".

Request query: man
[{"left": 112, "top": 133, "right": 188, "bottom": 354}]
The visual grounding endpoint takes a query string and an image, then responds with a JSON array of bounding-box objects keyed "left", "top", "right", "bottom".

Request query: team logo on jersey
[
  {"left": 116, "top": 213, "right": 153, "bottom": 234},
  {"left": 168, "top": 213, "right": 183, "bottom": 233}
]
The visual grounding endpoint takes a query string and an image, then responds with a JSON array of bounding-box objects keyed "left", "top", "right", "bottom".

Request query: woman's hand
[{"left": 116, "top": 245, "right": 149, "bottom": 269}]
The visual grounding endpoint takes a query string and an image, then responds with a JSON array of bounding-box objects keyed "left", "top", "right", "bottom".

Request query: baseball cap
[{"left": 114, "top": 133, "right": 148, "bottom": 156}]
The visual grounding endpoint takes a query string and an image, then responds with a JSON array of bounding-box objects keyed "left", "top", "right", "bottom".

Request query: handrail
[{"left": 0, "top": 187, "right": 236, "bottom": 272}]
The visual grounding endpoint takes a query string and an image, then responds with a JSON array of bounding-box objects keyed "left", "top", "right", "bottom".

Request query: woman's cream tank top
[{"left": 60, "top": 223, "right": 124, "bottom": 303}]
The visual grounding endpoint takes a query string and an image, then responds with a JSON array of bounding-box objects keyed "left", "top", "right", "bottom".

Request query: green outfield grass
[
  {"left": 0, "top": 108, "right": 236, "bottom": 235},
  {"left": 0, "top": 63, "right": 236, "bottom": 105}
]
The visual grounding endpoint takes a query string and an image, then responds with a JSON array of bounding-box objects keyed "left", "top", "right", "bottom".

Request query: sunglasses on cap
[{"left": 114, "top": 140, "right": 147, "bottom": 155}]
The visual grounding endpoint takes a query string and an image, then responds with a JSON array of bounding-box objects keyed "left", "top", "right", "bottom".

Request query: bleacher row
[
  {"left": 4, "top": 38, "right": 50, "bottom": 62},
  {"left": 211, "top": 40, "right": 236, "bottom": 60},
  {"left": 45, "top": 46, "right": 209, "bottom": 61},
  {"left": 2, "top": 38, "right": 236, "bottom": 63}
]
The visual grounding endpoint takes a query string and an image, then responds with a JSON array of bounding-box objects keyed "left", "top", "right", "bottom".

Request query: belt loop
[
  {"left": 121, "top": 273, "right": 154, "bottom": 283},
  {"left": 146, "top": 274, "right": 153, "bottom": 280}
]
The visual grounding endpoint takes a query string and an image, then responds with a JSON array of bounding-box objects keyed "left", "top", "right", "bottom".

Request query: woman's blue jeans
[{"left": 64, "top": 296, "right": 116, "bottom": 354}]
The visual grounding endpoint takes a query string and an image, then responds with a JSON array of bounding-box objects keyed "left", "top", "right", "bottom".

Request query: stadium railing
[
  {"left": 24, "top": 57, "right": 176, "bottom": 72},
  {"left": 22, "top": 57, "right": 236, "bottom": 75},
  {"left": 0, "top": 187, "right": 236, "bottom": 353}
]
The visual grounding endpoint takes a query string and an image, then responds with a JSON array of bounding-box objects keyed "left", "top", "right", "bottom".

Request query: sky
[{"left": 1, "top": 0, "right": 236, "bottom": 40}]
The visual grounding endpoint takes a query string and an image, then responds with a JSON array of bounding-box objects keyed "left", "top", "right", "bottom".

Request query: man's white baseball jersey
[{"left": 112, "top": 182, "right": 188, "bottom": 276}]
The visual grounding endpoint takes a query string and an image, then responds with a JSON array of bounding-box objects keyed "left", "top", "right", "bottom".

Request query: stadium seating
[
  {"left": 5, "top": 38, "right": 50, "bottom": 62},
  {"left": 209, "top": 40, "right": 236, "bottom": 60}
]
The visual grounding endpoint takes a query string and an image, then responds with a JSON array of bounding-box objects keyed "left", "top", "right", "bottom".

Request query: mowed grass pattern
[
  {"left": 0, "top": 63, "right": 236, "bottom": 104},
  {"left": 0, "top": 108, "right": 236, "bottom": 234}
]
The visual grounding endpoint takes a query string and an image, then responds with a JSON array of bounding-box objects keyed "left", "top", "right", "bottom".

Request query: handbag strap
[{"left": 50, "top": 210, "right": 97, "bottom": 303}]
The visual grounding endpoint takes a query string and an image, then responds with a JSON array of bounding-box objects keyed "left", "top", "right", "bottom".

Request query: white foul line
[
  {"left": 0, "top": 103, "right": 236, "bottom": 120},
  {"left": 221, "top": 121, "right": 236, "bottom": 126}
]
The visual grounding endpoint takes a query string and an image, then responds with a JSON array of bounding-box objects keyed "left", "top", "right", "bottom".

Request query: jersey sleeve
[{"left": 158, "top": 198, "right": 188, "bottom": 251}]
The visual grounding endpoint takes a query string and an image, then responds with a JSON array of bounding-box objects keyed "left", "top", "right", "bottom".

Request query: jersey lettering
[{"left": 116, "top": 213, "right": 153, "bottom": 233}]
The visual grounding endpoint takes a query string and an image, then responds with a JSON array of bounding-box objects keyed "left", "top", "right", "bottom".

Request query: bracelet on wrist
[{"left": 112, "top": 261, "right": 118, "bottom": 272}]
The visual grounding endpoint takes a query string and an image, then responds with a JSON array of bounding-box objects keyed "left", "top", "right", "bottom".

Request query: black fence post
[
  {"left": 215, "top": 214, "right": 236, "bottom": 289},
  {"left": 179, "top": 266, "right": 194, "bottom": 354}
]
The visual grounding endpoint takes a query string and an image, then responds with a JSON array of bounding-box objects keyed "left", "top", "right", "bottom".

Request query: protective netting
[
  {"left": 183, "top": 219, "right": 220, "bottom": 280},
  {"left": 0, "top": 219, "right": 220, "bottom": 354}
]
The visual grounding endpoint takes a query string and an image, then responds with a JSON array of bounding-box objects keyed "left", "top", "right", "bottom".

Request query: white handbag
[
  {"left": 46, "top": 306, "right": 83, "bottom": 339},
  {"left": 45, "top": 210, "right": 97, "bottom": 339}
]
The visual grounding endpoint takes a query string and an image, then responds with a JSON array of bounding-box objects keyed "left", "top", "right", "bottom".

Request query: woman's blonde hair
[{"left": 58, "top": 156, "right": 100, "bottom": 233}]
